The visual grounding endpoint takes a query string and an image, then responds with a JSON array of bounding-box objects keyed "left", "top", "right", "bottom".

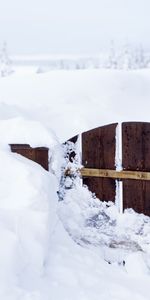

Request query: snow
[
  {"left": 0, "top": 117, "right": 58, "bottom": 148},
  {"left": 1, "top": 67, "right": 150, "bottom": 299},
  {"left": 1, "top": 68, "right": 150, "bottom": 141},
  {"left": 0, "top": 147, "right": 59, "bottom": 299}
]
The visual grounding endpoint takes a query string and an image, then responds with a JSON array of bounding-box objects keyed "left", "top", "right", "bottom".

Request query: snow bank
[
  {"left": 48, "top": 210, "right": 150, "bottom": 300},
  {"left": 1, "top": 69, "right": 150, "bottom": 141},
  {"left": 0, "top": 115, "right": 60, "bottom": 299},
  {"left": 0, "top": 117, "right": 58, "bottom": 149},
  {"left": 0, "top": 117, "right": 62, "bottom": 180},
  {"left": 59, "top": 183, "right": 150, "bottom": 262},
  {"left": 0, "top": 148, "right": 58, "bottom": 299}
]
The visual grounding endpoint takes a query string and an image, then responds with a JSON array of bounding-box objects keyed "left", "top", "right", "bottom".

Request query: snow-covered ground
[
  {"left": 1, "top": 67, "right": 150, "bottom": 299},
  {"left": 1, "top": 67, "right": 150, "bottom": 141}
]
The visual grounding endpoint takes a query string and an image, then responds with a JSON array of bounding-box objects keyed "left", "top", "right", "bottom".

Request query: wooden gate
[
  {"left": 80, "top": 122, "right": 150, "bottom": 216},
  {"left": 82, "top": 123, "right": 117, "bottom": 202}
]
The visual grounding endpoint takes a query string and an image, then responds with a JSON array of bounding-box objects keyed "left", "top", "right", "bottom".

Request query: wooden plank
[
  {"left": 80, "top": 168, "right": 150, "bottom": 180},
  {"left": 10, "top": 144, "right": 36, "bottom": 161},
  {"left": 82, "top": 123, "right": 117, "bottom": 201},
  {"left": 123, "top": 180, "right": 150, "bottom": 216},
  {"left": 10, "top": 144, "right": 49, "bottom": 171},
  {"left": 83, "top": 177, "right": 115, "bottom": 201},
  {"left": 35, "top": 147, "right": 49, "bottom": 171},
  {"left": 122, "top": 122, "right": 150, "bottom": 171},
  {"left": 122, "top": 122, "right": 150, "bottom": 215},
  {"left": 67, "top": 167, "right": 150, "bottom": 180}
]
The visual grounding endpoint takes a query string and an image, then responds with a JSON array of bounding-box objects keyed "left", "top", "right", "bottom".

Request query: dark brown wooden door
[
  {"left": 82, "top": 123, "right": 118, "bottom": 201},
  {"left": 122, "top": 122, "right": 150, "bottom": 215}
]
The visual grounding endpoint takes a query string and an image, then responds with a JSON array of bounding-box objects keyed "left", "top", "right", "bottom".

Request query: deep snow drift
[
  {"left": 1, "top": 68, "right": 150, "bottom": 141},
  {"left": 0, "top": 147, "right": 58, "bottom": 299},
  {"left": 1, "top": 68, "right": 150, "bottom": 299}
]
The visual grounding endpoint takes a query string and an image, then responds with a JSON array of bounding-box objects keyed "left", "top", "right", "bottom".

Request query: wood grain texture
[
  {"left": 10, "top": 144, "right": 49, "bottom": 171},
  {"left": 80, "top": 168, "right": 150, "bottom": 180},
  {"left": 82, "top": 123, "right": 117, "bottom": 201},
  {"left": 122, "top": 122, "right": 150, "bottom": 215}
]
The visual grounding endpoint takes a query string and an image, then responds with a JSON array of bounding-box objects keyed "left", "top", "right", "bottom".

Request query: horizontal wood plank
[
  {"left": 77, "top": 168, "right": 150, "bottom": 181},
  {"left": 80, "top": 168, "right": 150, "bottom": 180}
]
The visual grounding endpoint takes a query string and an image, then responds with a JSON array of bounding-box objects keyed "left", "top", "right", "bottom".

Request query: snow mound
[
  {"left": 0, "top": 117, "right": 62, "bottom": 180},
  {"left": 1, "top": 69, "right": 150, "bottom": 141},
  {"left": 59, "top": 183, "right": 150, "bottom": 263},
  {"left": 0, "top": 117, "right": 58, "bottom": 149},
  {"left": 0, "top": 148, "right": 58, "bottom": 298},
  {"left": 125, "top": 252, "right": 150, "bottom": 277}
]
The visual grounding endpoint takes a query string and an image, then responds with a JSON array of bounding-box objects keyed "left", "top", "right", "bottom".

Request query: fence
[
  {"left": 9, "top": 122, "right": 150, "bottom": 216},
  {"left": 10, "top": 144, "right": 49, "bottom": 171},
  {"left": 69, "top": 122, "right": 150, "bottom": 216}
]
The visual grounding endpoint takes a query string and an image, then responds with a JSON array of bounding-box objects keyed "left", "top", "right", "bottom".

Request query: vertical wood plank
[
  {"left": 122, "top": 122, "right": 150, "bottom": 215},
  {"left": 35, "top": 147, "right": 49, "bottom": 171},
  {"left": 82, "top": 123, "right": 118, "bottom": 202}
]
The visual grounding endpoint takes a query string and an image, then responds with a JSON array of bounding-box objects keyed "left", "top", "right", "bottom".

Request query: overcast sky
[{"left": 0, "top": 0, "right": 150, "bottom": 54}]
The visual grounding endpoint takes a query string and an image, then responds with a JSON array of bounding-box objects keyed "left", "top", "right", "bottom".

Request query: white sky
[{"left": 0, "top": 0, "right": 150, "bottom": 54}]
